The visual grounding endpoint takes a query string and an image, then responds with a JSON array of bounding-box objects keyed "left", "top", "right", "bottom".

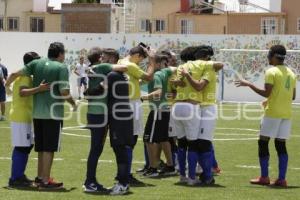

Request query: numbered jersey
[{"left": 264, "top": 65, "right": 296, "bottom": 119}]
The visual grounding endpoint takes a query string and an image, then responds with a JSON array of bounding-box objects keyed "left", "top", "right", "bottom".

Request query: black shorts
[
  {"left": 0, "top": 85, "right": 6, "bottom": 102},
  {"left": 144, "top": 110, "right": 170, "bottom": 143},
  {"left": 33, "top": 119, "right": 63, "bottom": 152},
  {"left": 109, "top": 111, "right": 134, "bottom": 147}
]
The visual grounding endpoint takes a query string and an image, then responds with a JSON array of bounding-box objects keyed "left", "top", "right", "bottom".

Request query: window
[
  {"left": 7, "top": 17, "right": 19, "bottom": 31},
  {"left": 140, "top": 19, "right": 151, "bottom": 32},
  {"left": 261, "top": 17, "right": 278, "bottom": 35},
  {"left": 297, "top": 18, "right": 300, "bottom": 32},
  {"left": 30, "top": 17, "right": 44, "bottom": 32},
  {"left": 181, "top": 19, "right": 193, "bottom": 34},
  {"left": 155, "top": 20, "right": 165, "bottom": 32},
  {"left": 0, "top": 17, "right": 3, "bottom": 31}
]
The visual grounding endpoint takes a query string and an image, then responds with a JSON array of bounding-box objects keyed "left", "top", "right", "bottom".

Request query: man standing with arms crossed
[{"left": 6, "top": 42, "right": 77, "bottom": 189}]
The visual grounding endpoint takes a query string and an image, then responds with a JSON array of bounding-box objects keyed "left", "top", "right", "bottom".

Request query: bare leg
[
  {"left": 38, "top": 152, "right": 43, "bottom": 178},
  {"left": 147, "top": 143, "right": 159, "bottom": 168},
  {"left": 161, "top": 142, "right": 173, "bottom": 166},
  {"left": 0, "top": 102, "right": 5, "bottom": 116},
  {"left": 41, "top": 152, "right": 54, "bottom": 183}
]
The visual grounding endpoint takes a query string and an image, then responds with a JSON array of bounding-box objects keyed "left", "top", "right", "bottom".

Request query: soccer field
[{"left": 1, "top": 102, "right": 300, "bottom": 200}]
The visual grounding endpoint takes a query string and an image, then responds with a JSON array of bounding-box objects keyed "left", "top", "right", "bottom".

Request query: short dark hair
[
  {"left": 102, "top": 48, "right": 120, "bottom": 61},
  {"left": 154, "top": 53, "right": 169, "bottom": 64},
  {"left": 268, "top": 45, "right": 286, "bottom": 62},
  {"left": 129, "top": 46, "right": 147, "bottom": 58},
  {"left": 88, "top": 47, "right": 102, "bottom": 64},
  {"left": 180, "top": 46, "right": 197, "bottom": 62},
  {"left": 48, "top": 42, "right": 65, "bottom": 59},
  {"left": 23, "top": 52, "right": 40, "bottom": 65},
  {"left": 194, "top": 45, "right": 211, "bottom": 59}
]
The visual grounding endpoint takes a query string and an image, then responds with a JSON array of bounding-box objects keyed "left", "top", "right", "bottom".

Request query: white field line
[
  {"left": 0, "top": 157, "right": 63, "bottom": 161},
  {"left": 236, "top": 165, "right": 300, "bottom": 171},
  {"left": 80, "top": 159, "right": 144, "bottom": 164}
]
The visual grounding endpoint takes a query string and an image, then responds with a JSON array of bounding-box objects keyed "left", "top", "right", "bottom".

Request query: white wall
[
  {"left": 33, "top": 0, "right": 49, "bottom": 12},
  {"left": 0, "top": 33, "right": 299, "bottom": 102}
]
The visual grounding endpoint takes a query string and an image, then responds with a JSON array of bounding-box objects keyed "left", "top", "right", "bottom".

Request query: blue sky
[{"left": 49, "top": 0, "right": 270, "bottom": 10}]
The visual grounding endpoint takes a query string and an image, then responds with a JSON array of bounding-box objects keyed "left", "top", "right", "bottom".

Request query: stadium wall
[{"left": 0, "top": 33, "right": 299, "bottom": 102}]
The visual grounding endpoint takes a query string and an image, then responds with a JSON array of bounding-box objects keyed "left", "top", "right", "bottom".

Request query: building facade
[
  {"left": 0, "top": 0, "right": 61, "bottom": 32},
  {"left": 61, "top": 3, "right": 111, "bottom": 33},
  {"left": 281, "top": 0, "right": 300, "bottom": 34}
]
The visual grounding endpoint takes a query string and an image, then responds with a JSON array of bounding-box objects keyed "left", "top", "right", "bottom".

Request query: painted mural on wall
[{"left": 0, "top": 33, "right": 299, "bottom": 102}]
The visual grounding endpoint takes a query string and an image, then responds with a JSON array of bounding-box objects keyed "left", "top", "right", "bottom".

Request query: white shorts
[
  {"left": 130, "top": 99, "right": 144, "bottom": 136},
  {"left": 260, "top": 117, "right": 291, "bottom": 140},
  {"left": 172, "top": 102, "right": 201, "bottom": 140},
  {"left": 168, "top": 111, "right": 176, "bottom": 137},
  {"left": 199, "top": 105, "right": 217, "bottom": 141},
  {"left": 11, "top": 122, "right": 34, "bottom": 147}
]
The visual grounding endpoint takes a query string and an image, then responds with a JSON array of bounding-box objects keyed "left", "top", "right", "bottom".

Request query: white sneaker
[
  {"left": 179, "top": 176, "right": 189, "bottom": 183},
  {"left": 110, "top": 183, "right": 129, "bottom": 195},
  {"left": 187, "top": 178, "right": 200, "bottom": 186},
  {"left": 0, "top": 116, "right": 6, "bottom": 121},
  {"left": 196, "top": 165, "right": 203, "bottom": 175}
]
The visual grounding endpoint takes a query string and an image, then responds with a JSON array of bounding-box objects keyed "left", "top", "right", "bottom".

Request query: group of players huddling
[{"left": 2, "top": 41, "right": 296, "bottom": 195}]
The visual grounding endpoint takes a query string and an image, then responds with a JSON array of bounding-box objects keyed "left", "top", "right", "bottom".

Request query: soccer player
[
  {"left": 8, "top": 52, "right": 50, "bottom": 187},
  {"left": 235, "top": 45, "right": 296, "bottom": 187},
  {"left": 173, "top": 46, "right": 223, "bottom": 185},
  {"left": 118, "top": 44, "right": 156, "bottom": 184},
  {"left": 0, "top": 58, "right": 8, "bottom": 121},
  {"left": 74, "top": 56, "right": 89, "bottom": 100},
  {"left": 169, "top": 47, "right": 197, "bottom": 184},
  {"left": 83, "top": 47, "right": 127, "bottom": 193},
  {"left": 142, "top": 54, "right": 177, "bottom": 177},
  {"left": 6, "top": 42, "right": 77, "bottom": 189},
  {"left": 107, "top": 70, "right": 134, "bottom": 195},
  {"left": 181, "top": 45, "right": 223, "bottom": 185}
]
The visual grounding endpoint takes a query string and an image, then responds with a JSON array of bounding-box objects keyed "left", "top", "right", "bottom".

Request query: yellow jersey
[
  {"left": 118, "top": 58, "right": 145, "bottom": 100},
  {"left": 175, "top": 60, "right": 213, "bottom": 103},
  {"left": 9, "top": 76, "right": 33, "bottom": 123},
  {"left": 265, "top": 65, "right": 296, "bottom": 119},
  {"left": 201, "top": 68, "right": 217, "bottom": 106}
]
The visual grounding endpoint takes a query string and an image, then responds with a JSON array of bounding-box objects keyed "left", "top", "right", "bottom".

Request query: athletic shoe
[
  {"left": 8, "top": 175, "right": 33, "bottom": 188},
  {"left": 83, "top": 182, "right": 108, "bottom": 193},
  {"left": 128, "top": 174, "right": 144, "bottom": 186},
  {"left": 212, "top": 167, "right": 221, "bottom": 175},
  {"left": 187, "top": 178, "right": 200, "bottom": 186},
  {"left": 179, "top": 176, "right": 189, "bottom": 183},
  {"left": 110, "top": 183, "right": 129, "bottom": 195},
  {"left": 136, "top": 166, "right": 149, "bottom": 174},
  {"left": 0, "top": 116, "right": 6, "bottom": 121},
  {"left": 196, "top": 165, "right": 203, "bottom": 175},
  {"left": 34, "top": 177, "right": 43, "bottom": 186},
  {"left": 250, "top": 177, "right": 270, "bottom": 186},
  {"left": 270, "top": 179, "right": 288, "bottom": 188},
  {"left": 143, "top": 168, "right": 159, "bottom": 177},
  {"left": 158, "top": 160, "right": 167, "bottom": 171},
  {"left": 39, "top": 178, "right": 63, "bottom": 190},
  {"left": 199, "top": 177, "right": 215, "bottom": 186},
  {"left": 159, "top": 165, "right": 177, "bottom": 176}
]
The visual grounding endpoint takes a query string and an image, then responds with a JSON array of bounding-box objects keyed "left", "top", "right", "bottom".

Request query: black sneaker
[
  {"left": 39, "top": 178, "right": 63, "bottom": 190},
  {"left": 136, "top": 166, "right": 149, "bottom": 174},
  {"left": 34, "top": 177, "right": 43, "bottom": 186},
  {"left": 159, "top": 165, "right": 177, "bottom": 176},
  {"left": 8, "top": 175, "right": 33, "bottom": 188},
  {"left": 143, "top": 168, "right": 159, "bottom": 178},
  {"left": 199, "top": 176, "right": 215, "bottom": 186},
  {"left": 128, "top": 174, "right": 145, "bottom": 186},
  {"left": 158, "top": 160, "right": 167, "bottom": 171},
  {"left": 83, "top": 182, "right": 109, "bottom": 193}
]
